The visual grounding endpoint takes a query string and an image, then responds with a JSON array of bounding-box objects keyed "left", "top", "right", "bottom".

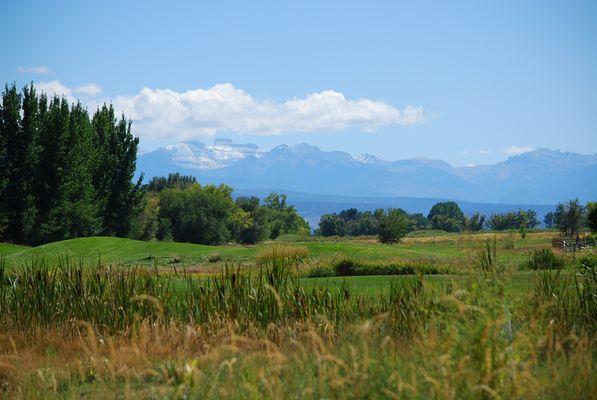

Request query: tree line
[
  {"left": 317, "top": 200, "right": 597, "bottom": 243},
  {"left": 2, "top": 83, "right": 594, "bottom": 246},
  {"left": 0, "top": 84, "right": 143, "bottom": 245},
  {"left": 0, "top": 84, "right": 309, "bottom": 246},
  {"left": 545, "top": 199, "right": 597, "bottom": 238},
  {"left": 133, "top": 173, "right": 310, "bottom": 245}
]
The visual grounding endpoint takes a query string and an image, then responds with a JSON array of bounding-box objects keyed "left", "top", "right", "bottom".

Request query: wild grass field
[{"left": 0, "top": 231, "right": 595, "bottom": 399}]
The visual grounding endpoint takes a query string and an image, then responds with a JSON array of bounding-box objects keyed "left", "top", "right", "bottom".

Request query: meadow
[
  {"left": 2, "top": 230, "right": 555, "bottom": 271},
  {"left": 0, "top": 231, "right": 595, "bottom": 398}
]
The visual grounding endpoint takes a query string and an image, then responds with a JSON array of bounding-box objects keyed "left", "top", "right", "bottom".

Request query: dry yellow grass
[
  {"left": 0, "top": 314, "right": 594, "bottom": 399},
  {"left": 256, "top": 244, "right": 309, "bottom": 265}
]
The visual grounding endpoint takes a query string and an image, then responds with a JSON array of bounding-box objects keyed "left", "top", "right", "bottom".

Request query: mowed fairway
[
  {"left": 0, "top": 242, "right": 30, "bottom": 258},
  {"left": 2, "top": 231, "right": 558, "bottom": 273}
]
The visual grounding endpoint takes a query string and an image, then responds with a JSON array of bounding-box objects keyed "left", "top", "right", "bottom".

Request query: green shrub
[
  {"left": 307, "top": 258, "right": 448, "bottom": 277},
  {"left": 303, "top": 264, "right": 334, "bottom": 278},
  {"left": 207, "top": 253, "right": 222, "bottom": 263},
  {"left": 524, "top": 248, "right": 565, "bottom": 270},
  {"left": 334, "top": 259, "right": 357, "bottom": 276}
]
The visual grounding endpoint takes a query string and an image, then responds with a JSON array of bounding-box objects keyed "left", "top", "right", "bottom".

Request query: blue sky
[{"left": 2, "top": 0, "right": 596, "bottom": 166}]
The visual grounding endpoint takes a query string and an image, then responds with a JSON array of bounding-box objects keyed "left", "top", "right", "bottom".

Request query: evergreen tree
[
  {"left": 0, "top": 84, "right": 40, "bottom": 243},
  {"left": 54, "top": 102, "right": 100, "bottom": 238},
  {"left": 0, "top": 84, "right": 143, "bottom": 244},
  {"left": 92, "top": 105, "right": 143, "bottom": 237},
  {"left": 0, "top": 84, "right": 22, "bottom": 241},
  {"left": 19, "top": 84, "right": 43, "bottom": 241},
  {"left": 36, "top": 96, "right": 72, "bottom": 242}
]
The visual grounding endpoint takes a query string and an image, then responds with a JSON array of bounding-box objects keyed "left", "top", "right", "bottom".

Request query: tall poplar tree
[
  {"left": 0, "top": 84, "right": 40, "bottom": 243},
  {"left": 92, "top": 105, "right": 143, "bottom": 237},
  {"left": 36, "top": 96, "right": 71, "bottom": 242},
  {"left": 1, "top": 84, "right": 143, "bottom": 244},
  {"left": 0, "top": 85, "right": 22, "bottom": 240},
  {"left": 47, "top": 102, "right": 100, "bottom": 239}
]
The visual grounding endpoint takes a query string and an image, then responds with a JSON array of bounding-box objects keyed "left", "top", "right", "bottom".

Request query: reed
[{"left": 0, "top": 251, "right": 594, "bottom": 398}]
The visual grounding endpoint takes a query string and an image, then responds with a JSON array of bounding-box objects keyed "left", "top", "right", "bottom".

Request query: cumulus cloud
[
  {"left": 75, "top": 83, "right": 102, "bottom": 97},
  {"left": 33, "top": 81, "right": 424, "bottom": 140},
  {"left": 35, "top": 80, "right": 102, "bottom": 102},
  {"left": 17, "top": 65, "right": 52, "bottom": 74},
  {"left": 503, "top": 145, "right": 534, "bottom": 155},
  {"left": 112, "top": 83, "right": 424, "bottom": 140}
]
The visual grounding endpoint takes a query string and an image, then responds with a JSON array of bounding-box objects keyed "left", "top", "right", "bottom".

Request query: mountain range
[{"left": 137, "top": 139, "right": 597, "bottom": 206}]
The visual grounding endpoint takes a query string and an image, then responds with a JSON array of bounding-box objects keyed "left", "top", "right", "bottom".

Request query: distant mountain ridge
[{"left": 137, "top": 140, "right": 597, "bottom": 205}]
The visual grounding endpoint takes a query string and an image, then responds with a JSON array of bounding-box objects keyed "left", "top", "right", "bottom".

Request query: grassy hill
[
  {"left": 1, "top": 236, "right": 257, "bottom": 268},
  {"left": 0, "top": 243, "right": 30, "bottom": 258},
  {"left": 1, "top": 231, "right": 558, "bottom": 271}
]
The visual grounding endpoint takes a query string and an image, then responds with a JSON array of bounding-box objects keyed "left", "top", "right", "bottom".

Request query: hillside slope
[{"left": 1, "top": 237, "right": 254, "bottom": 268}]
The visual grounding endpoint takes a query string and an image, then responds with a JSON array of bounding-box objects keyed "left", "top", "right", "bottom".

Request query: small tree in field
[
  {"left": 555, "top": 199, "right": 585, "bottom": 237},
  {"left": 378, "top": 209, "right": 410, "bottom": 244}
]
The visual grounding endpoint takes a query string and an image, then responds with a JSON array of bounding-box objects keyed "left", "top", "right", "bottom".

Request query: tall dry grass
[{"left": 0, "top": 252, "right": 595, "bottom": 398}]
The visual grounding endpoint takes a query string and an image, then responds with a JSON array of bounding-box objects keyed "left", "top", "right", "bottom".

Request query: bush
[
  {"left": 207, "top": 253, "right": 222, "bottom": 263},
  {"left": 524, "top": 248, "right": 565, "bottom": 270},
  {"left": 305, "top": 258, "right": 448, "bottom": 277},
  {"left": 334, "top": 259, "right": 357, "bottom": 276},
  {"left": 303, "top": 264, "right": 335, "bottom": 278}
]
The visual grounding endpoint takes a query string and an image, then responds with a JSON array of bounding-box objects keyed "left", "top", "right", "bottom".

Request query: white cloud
[
  {"left": 33, "top": 81, "right": 424, "bottom": 140},
  {"left": 35, "top": 80, "right": 72, "bottom": 97},
  {"left": 111, "top": 83, "right": 424, "bottom": 140},
  {"left": 17, "top": 65, "right": 53, "bottom": 74},
  {"left": 75, "top": 83, "right": 102, "bottom": 97},
  {"left": 479, "top": 149, "right": 491, "bottom": 155},
  {"left": 35, "top": 80, "right": 102, "bottom": 101},
  {"left": 503, "top": 145, "right": 534, "bottom": 155}
]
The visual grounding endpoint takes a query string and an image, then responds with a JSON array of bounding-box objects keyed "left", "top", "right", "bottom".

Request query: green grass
[
  {"left": 0, "top": 242, "right": 30, "bottom": 257},
  {"left": 0, "top": 232, "right": 594, "bottom": 399},
  {"left": 301, "top": 274, "right": 447, "bottom": 296},
  {"left": 0, "top": 231, "right": 558, "bottom": 272},
  {"left": 1, "top": 236, "right": 255, "bottom": 268}
]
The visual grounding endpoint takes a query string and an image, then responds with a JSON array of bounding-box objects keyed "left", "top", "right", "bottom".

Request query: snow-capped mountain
[
  {"left": 160, "top": 139, "right": 261, "bottom": 170},
  {"left": 136, "top": 140, "right": 597, "bottom": 204},
  {"left": 355, "top": 153, "right": 391, "bottom": 166}
]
